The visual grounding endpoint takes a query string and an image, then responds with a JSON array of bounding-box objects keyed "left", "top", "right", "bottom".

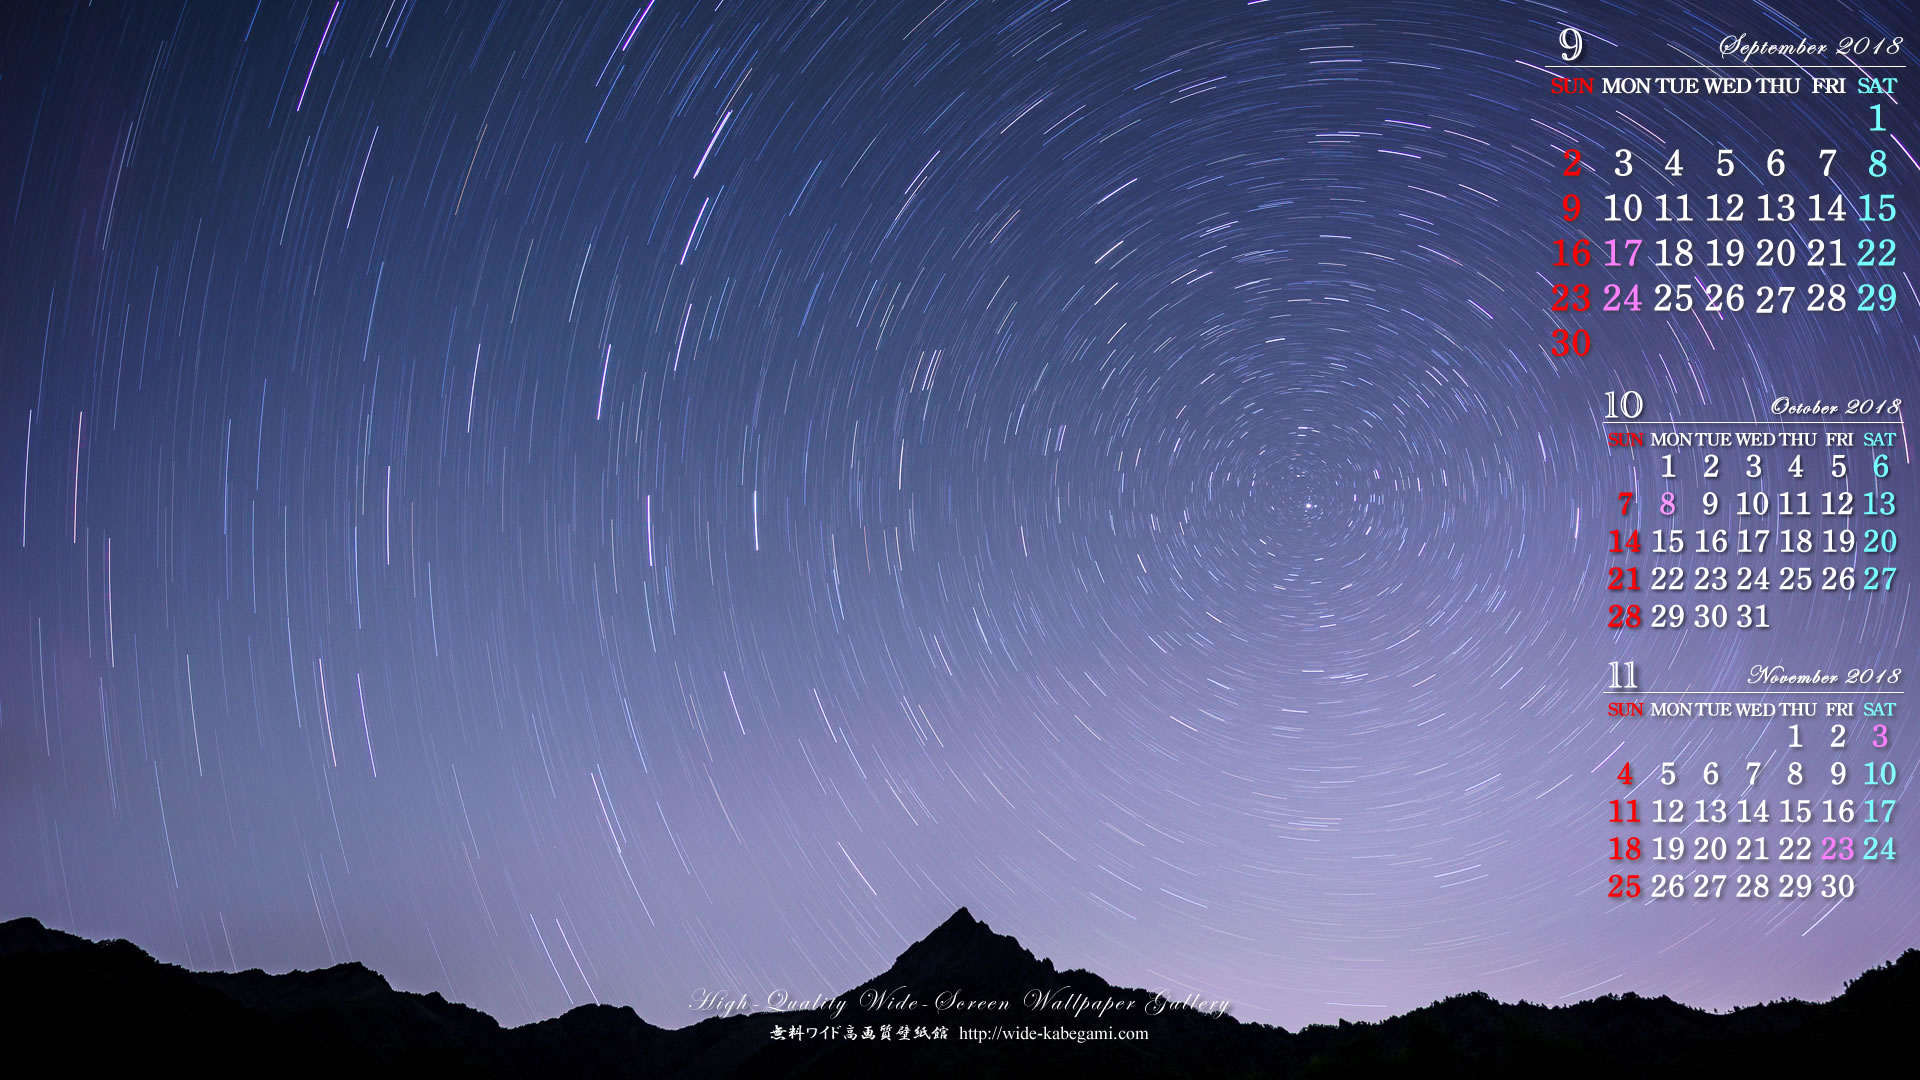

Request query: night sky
[{"left": 2, "top": 0, "right": 1914, "bottom": 1030}]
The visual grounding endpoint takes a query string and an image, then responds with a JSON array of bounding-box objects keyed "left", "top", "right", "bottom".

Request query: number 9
[{"left": 1560, "top": 27, "right": 1585, "bottom": 62}]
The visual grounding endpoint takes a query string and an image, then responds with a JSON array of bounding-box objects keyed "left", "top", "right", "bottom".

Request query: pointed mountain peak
[
  {"left": 853, "top": 907, "right": 1063, "bottom": 1000},
  {"left": 930, "top": 906, "right": 983, "bottom": 937}
]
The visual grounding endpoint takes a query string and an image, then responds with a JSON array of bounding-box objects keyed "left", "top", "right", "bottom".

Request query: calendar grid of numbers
[{"left": 1555, "top": 27, "right": 1913, "bottom": 909}]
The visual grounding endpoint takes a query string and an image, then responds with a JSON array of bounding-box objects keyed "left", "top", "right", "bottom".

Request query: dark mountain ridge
[{"left": 3, "top": 908, "right": 1913, "bottom": 1077}]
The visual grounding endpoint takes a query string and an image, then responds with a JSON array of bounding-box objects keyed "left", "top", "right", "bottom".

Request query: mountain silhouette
[
  {"left": 3, "top": 908, "right": 1915, "bottom": 1077},
  {"left": 850, "top": 906, "right": 1061, "bottom": 997}
]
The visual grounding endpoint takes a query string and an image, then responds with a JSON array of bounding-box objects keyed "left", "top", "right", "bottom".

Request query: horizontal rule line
[
  {"left": 1543, "top": 64, "right": 1907, "bottom": 69},
  {"left": 1601, "top": 421, "right": 1904, "bottom": 425},
  {"left": 1605, "top": 691, "right": 1905, "bottom": 695}
]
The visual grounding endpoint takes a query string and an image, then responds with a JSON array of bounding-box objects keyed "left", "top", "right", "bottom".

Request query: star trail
[{"left": 1, "top": 0, "right": 1914, "bottom": 1031}]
